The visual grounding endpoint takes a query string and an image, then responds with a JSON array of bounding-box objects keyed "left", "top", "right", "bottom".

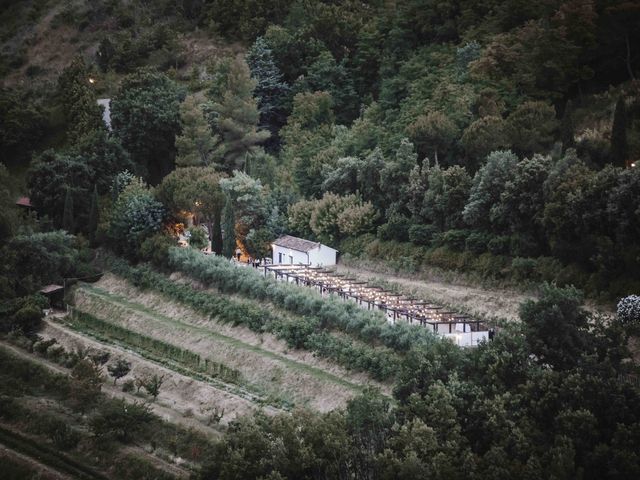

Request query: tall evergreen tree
[
  {"left": 88, "top": 185, "right": 99, "bottom": 243},
  {"left": 560, "top": 99, "right": 576, "bottom": 153},
  {"left": 58, "top": 56, "right": 104, "bottom": 142},
  {"left": 208, "top": 58, "right": 270, "bottom": 173},
  {"left": 62, "top": 187, "right": 74, "bottom": 233},
  {"left": 222, "top": 199, "right": 236, "bottom": 258},
  {"left": 611, "top": 96, "right": 628, "bottom": 167},
  {"left": 175, "top": 95, "right": 218, "bottom": 167},
  {"left": 246, "top": 37, "right": 290, "bottom": 146},
  {"left": 111, "top": 69, "right": 185, "bottom": 184}
]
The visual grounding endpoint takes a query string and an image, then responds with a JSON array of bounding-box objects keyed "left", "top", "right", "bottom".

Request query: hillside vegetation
[{"left": 2, "top": 1, "right": 640, "bottom": 479}]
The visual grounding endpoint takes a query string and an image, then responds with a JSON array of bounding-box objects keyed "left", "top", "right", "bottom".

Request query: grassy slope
[{"left": 71, "top": 276, "right": 388, "bottom": 411}]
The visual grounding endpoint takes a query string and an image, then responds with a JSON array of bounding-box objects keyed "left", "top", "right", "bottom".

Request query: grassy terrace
[{"left": 74, "top": 284, "right": 376, "bottom": 402}]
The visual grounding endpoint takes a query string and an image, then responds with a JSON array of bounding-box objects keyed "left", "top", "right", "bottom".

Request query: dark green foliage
[
  {"left": 74, "top": 130, "right": 134, "bottom": 195},
  {"left": 107, "top": 358, "right": 131, "bottom": 385},
  {"left": 108, "top": 178, "right": 165, "bottom": 257},
  {"left": 142, "top": 374, "right": 164, "bottom": 400},
  {"left": 408, "top": 224, "right": 438, "bottom": 246},
  {"left": 0, "top": 163, "right": 18, "bottom": 244},
  {"left": 111, "top": 69, "right": 185, "bottom": 184},
  {"left": 0, "top": 88, "right": 47, "bottom": 165},
  {"left": 221, "top": 199, "right": 235, "bottom": 258},
  {"left": 62, "top": 186, "right": 74, "bottom": 232},
  {"left": 0, "top": 294, "right": 47, "bottom": 334},
  {"left": 90, "top": 398, "right": 153, "bottom": 442},
  {"left": 246, "top": 37, "right": 290, "bottom": 146},
  {"left": 520, "top": 284, "right": 590, "bottom": 370},
  {"left": 88, "top": 185, "right": 98, "bottom": 243},
  {"left": 611, "top": 96, "right": 629, "bottom": 167},
  {"left": 0, "top": 231, "right": 96, "bottom": 298},
  {"left": 27, "top": 150, "right": 93, "bottom": 229},
  {"left": 206, "top": 58, "right": 270, "bottom": 173},
  {"left": 294, "top": 50, "right": 358, "bottom": 125},
  {"left": 57, "top": 56, "right": 104, "bottom": 142}
]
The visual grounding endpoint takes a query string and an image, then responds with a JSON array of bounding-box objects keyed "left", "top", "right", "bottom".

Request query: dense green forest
[{"left": 1, "top": 0, "right": 640, "bottom": 479}]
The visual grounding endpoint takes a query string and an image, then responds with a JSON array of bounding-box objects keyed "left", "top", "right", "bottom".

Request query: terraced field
[{"left": 65, "top": 273, "right": 390, "bottom": 415}]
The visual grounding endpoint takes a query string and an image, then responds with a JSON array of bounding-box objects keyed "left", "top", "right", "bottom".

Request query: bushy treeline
[
  {"left": 198, "top": 285, "right": 640, "bottom": 480},
  {"left": 295, "top": 147, "right": 640, "bottom": 300},
  {"left": 103, "top": 254, "right": 403, "bottom": 381},
  {"left": 167, "top": 247, "right": 442, "bottom": 354}
]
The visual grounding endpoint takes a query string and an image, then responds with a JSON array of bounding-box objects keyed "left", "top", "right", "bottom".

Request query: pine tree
[
  {"left": 611, "top": 96, "right": 628, "bottom": 167},
  {"left": 246, "top": 37, "right": 290, "bottom": 139},
  {"left": 88, "top": 185, "right": 99, "bottom": 243},
  {"left": 209, "top": 58, "right": 270, "bottom": 173},
  {"left": 175, "top": 95, "right": 218, "bottom": 167},
  {"left": 62, "top": 187, "right": 74, "bottom": 233},
  {"left": 222, "top": 199, "right": 236, "bottom": 258},
  {"left": 58, "top": 56, "right": 104, "bottom": 142}
]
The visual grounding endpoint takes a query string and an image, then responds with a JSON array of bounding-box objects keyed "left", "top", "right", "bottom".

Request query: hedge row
[
  {"left": 70, "top": 309, "right": 242, "bottom": 385},
  {"left": 102, "top": 255, "right": 403, "bottom": 381},
  {"left": 166, "top": 247, "right": 441, "bottom": 353}
]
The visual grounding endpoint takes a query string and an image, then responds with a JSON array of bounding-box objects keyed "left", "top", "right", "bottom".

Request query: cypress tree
[
  {"left": 222, "top": 199, "right": 236, "bottom": 258},
  {"left": 560, "top": 99, "right": 575, "bottom": 153},
  {"left": 58, "top": 56, "right": 103, "bottom": 142},
  {"left": 211, "top": 208, "right": 223, "bottom": 255},
  {"left": 62, "top": 187, "right": 74, "bottom": 233},
  {"left": 88, "top": 185, "right": 99, "bottom": 243},
  {"left": 611, "top": 96, "right": 628, "bottom": 167}
]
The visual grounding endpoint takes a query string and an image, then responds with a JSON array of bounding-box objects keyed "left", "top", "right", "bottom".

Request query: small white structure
[{"left": 272, "top": 235, "right": 338, "bottom": 267}]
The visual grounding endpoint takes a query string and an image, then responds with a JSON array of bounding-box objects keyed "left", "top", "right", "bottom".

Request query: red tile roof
[{"left": 15, "top": 196, "right": 32, "bottom": 207}]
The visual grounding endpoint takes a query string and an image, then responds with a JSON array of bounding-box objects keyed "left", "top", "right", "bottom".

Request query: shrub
[
  {"left": 440, "top": 229, "right": 470, "bottom": 251},
  {"left": 510, "top": 257, "right": 539, "bottom": 282},
  {"left": 187, "top": 226, "right": 208, "bottom": 250},
  {"left": 487, "top": 235, "right": 510, "bottom": 255},
  {"left": 465, "top": 231, "right": 491, "bottom": 254},
  {"left": 471, "top": 253, "right": 509, "bottom": 279},
  {"left": 377, "top": 216, "right": 411, "bottom": 242},
  {"left": 139, "top": 233, "right": 175, "bottom": 268},
  {"left": 617, "top": 295, "right": 640, "bottom": 325},
  {"left": 408, "top": 224, "right": 439, "bottom": 246},
  {"left": 535, "top": 256, "right": 563, "bottom": 282},
  {"left": 508, "top": 234, "right": 541, "bottom": 257},
  {"left": 42, "top": 417, "right": 81, "bottom": 450}
]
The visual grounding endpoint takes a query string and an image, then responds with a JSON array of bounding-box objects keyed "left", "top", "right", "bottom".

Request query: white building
[{"left": 272, "top": 235, "right": 338, "bottom": 267}]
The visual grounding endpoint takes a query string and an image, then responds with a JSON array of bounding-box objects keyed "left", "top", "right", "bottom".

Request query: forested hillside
[{"left": 1, "top": 1, "right": 640, "bottom": 479}]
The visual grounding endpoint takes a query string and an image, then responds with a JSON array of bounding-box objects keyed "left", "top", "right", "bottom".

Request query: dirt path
[{"left": 335, "top": 263, "right": 534, "bottom": 322}]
